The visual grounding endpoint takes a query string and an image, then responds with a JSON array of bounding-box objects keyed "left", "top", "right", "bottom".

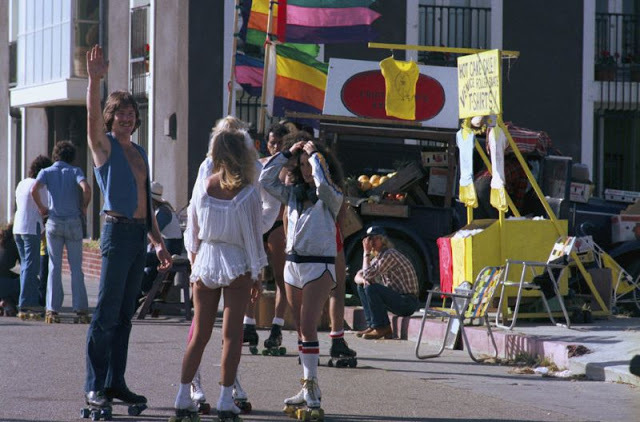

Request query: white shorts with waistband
[{"left": 284, "top": 261, "right": 336, "bottom": 289}]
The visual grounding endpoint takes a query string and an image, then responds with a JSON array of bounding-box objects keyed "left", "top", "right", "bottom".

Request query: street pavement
[{"left": 0, "top": 275, "right": 639, "bottom": 422}]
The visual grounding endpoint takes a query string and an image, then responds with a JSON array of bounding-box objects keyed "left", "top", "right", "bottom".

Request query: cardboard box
[
  {"left": 341, "top": 205, "right": 363, "bottom": 238},
  {"left": 421, "top": 151, "right": 449, "bottom": 167},
  {"left": 604, "top": 188, "right": 640, "bottom": 203},
  {"left": 360, "top": 202, "right": 410, "bottom": 218},
  {"left": 570, "top": 182, "right": 592, "bottom": 203},
  {"left": 427, "top": 167, "right": 450, "bottom": 196},
  {"left": 611, "top": 214, "right": 640, "bottom": 243}
]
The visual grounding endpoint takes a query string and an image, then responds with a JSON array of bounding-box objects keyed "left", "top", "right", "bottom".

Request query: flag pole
[
  {"left": 227, "top": 0, "right": 241, "bottom": 116},
  {"left": 258, "top": 0, "right": 276, "bottom": 136}
]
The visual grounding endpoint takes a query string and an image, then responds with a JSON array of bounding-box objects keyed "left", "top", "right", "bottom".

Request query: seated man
[
  {"left": 140, "top": 181, "right": 184, "bottom": 296},
  {"left": 354, "top": 226, "right": 420, "bottom": 340}
]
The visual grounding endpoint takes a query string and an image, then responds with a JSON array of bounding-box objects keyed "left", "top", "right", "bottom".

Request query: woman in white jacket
[{"left": 260, "top": 134, "right": 343, "bottom": 420}]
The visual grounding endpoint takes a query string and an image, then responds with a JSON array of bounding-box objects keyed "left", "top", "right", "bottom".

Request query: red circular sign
[{"left": 340, "top": 70, "right": 445, "bottom": 121}]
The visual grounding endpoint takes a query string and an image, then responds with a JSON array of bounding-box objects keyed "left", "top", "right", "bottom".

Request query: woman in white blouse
[{"left": 171, "top": 130, "right": 267, "bottom": 421}]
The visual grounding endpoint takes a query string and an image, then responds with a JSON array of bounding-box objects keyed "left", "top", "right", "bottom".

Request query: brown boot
[
  {"left": 355, "top": 327, "right": 373, "bottom": 338},
  {"left": 362, "top": 325, "right": 392, "bottom": 340}
]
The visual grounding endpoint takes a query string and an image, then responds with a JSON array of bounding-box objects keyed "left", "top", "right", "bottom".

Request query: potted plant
[
  {"left": 595, "top": 50, "right": 618, "bottom": 81},
  {"left": 622, "top": 52, "right": 640, "bottom": 81}
]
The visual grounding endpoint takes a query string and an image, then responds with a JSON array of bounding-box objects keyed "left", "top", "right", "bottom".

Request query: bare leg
[
  {"left": 329, "top": 249, "right": 346, "bottom": 332},
  {"left": 300, "top": 273, "right": 333, "bottom": 342},
  {"left": 220, "top": 274, "right": 253, "bottom": 386},
  {"left": 268, "top": 226, "right": 288, "bottom": 319},
  {"left": 180, "top": 280, "right": 220, "bottom": 384}
]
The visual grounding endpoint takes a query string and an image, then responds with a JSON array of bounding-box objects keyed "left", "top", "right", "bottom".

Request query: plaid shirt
[{"left": 362, "top": 248, "right": 419, "bottom": 296}]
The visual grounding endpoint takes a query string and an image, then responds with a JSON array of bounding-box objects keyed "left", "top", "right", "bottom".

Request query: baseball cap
[{"left": 365, "top": 226, "right": 386, "bottom": 238}]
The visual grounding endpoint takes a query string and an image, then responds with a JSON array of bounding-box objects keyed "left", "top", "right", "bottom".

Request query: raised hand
[
  {"left": 303, "top": 141, "right": 317, "bottom": 156},
  {"left": 86, "top": 45, "right": 109, "bottom": 80}
]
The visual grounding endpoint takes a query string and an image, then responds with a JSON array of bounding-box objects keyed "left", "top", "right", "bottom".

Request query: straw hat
[{"left": 151, "top": 181, "right": 165, "bottom": 203}]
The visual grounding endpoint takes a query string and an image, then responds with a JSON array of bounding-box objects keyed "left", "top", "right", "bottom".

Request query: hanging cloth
[
  {"left": 456, "top": 128, "right": 478, "bottom": 208},
  {"left": 488, "top": 125, "right": 508, "bottom": 211},
  {"left": 379, "top": 57, "right": 419, "bottom": 120}
]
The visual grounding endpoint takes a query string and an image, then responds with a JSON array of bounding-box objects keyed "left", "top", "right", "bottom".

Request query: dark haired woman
[
  {"left": 13, "top": 155, "right": 52, "bottom": 319},
  {"left": 260, "top": 137, "right": 343, "bottom": 420}
]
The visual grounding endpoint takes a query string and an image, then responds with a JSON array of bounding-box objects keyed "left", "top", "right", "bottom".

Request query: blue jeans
[
  {"left": 85, "top": 221, "right": 147, "bottom": 392},
  {"left": 357, "top": 283, "right": 419, "bottom": 328},
  {"left": 0, "top": 274, "right": 20, "bottom": 304},
  {"left": 46, "top": 216, "right": 88, "bottom": 312},
  {"left": 14, "top": 232, "right": 41, "bottom": 309}
]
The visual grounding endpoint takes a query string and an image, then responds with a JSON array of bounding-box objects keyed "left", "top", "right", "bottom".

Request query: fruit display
[{"left": 357, "top": 172, "right": 396, "bottom": 192}]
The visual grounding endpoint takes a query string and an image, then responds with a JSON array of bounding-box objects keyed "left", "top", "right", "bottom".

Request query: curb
[{"left": 344, "top": 306, "right": 640, "bottom": 387}]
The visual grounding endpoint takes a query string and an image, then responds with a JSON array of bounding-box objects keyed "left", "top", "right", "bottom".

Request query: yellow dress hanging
[{"left": 379, "top": 57, "right": 419, "bottom": 120}]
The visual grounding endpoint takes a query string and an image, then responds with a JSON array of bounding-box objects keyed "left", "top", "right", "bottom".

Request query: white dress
[{"left": 183, "top": 180, "right": 268, "bottom": 288}]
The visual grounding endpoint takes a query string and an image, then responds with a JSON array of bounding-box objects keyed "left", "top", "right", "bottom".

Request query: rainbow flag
[
  {"left": 240, "top": 0, "right": 379, "bottom": 46},
  {"left": 234, "top": 53, "right": 264, "bottom": 97},
  {"left": 277, "top": 0, "right": 380, "bottom": 44},
  {"left": 269, "top": 44, "right": 328, "bottom": 128},
  {"left": 239, "top": 0, "right": 319, "bottom": 56}
]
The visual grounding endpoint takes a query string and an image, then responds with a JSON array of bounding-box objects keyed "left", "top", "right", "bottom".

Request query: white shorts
[{"left": 284, "top": 261, "right": 336, "bottom": 289}]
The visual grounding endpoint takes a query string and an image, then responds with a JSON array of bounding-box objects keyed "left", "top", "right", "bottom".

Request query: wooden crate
[
  {"left": 370, "top": 161, "right": 425, "bottom": 196},
  {"left": 360, "top": 202, "right": 410, "bottom": 218}
]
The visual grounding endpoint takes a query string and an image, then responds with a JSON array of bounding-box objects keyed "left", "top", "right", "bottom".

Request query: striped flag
[
  {"left": 239, "top": 0, "right": 379, "bottom": 46},
  {"left": 234, "top": 53, "right": 264, "bottom": 97},
  {"left": 277, "top": 0, "right": 380, "bottom": 44},
  {"left": 267, "top": 44, "right": 328, "bottom": 128},
  {"left": 239, "top": 0, "right": 319, "bottom": 56}
]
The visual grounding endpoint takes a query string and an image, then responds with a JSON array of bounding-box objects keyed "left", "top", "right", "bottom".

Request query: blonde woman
[{"left": 172, "top": 130, "right": 267, "bottom": 422}]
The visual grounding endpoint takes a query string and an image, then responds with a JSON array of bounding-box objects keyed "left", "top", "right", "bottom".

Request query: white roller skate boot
[
  {"left": 170, "top": 391, "right": 199, "bottom": 422},
  {"left": 283, "top": 379, "right": 306, "bottom": 416},
  {"left": 232, "top": 375, "right": 251, "bottom": 413},
  {"left": 190, "top": 370, "right": 210, "bottom": 414}
]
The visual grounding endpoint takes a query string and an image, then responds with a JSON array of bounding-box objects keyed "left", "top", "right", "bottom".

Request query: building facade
[{"left": 1, "top": 0, "right": 639, "bottom": 236}]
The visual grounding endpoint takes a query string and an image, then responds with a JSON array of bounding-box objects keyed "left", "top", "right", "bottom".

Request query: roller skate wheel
[
  {"left": 327, "top": 359, "right": 334, "bottom": 367},
  {"left": 81, "top": 408, "right": 91, "bottom": 418},
  {"left": 249, "top": 346, "right": 258, "bottom": 355},
  {"left": 283, "top": 404, "right": 298, "bottom": 416},
  {"left": 261, "top": 348, "right": 269, "bottom": 356},
  {"left": 198, "top": 402, "right": 211, "bottom": 414},
  {"left": 279, "top": 347, "right": 287, "bottom": 355},
  {"left": 235, "top": 399, "right": 252, "bottom": 413},
  {"left": 349, "top": 358, "right": 357, "bottom": 368},
  {"left": 309, "top": 408, "right": 324, "bottom": 421},
  {"left": 128, "top": 403, "right": 147, "bottom": 416}
]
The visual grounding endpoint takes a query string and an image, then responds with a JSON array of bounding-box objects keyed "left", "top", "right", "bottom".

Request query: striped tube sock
[
  {"left": 329, "top": 330, "right": 344, "bottom": 340},
  {"left": 301, "top": 341, "right": 320, "bottom": 380}
]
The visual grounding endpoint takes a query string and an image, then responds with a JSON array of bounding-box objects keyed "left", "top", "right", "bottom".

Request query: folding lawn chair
[
  {"left": 415, "top": 266, "right": 503, "bottom": 362},
  {"left": 494, "top": 237, "right": 573, "bottom": 330}
]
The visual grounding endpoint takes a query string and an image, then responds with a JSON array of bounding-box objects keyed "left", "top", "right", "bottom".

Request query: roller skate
[
  {"left": 74, "top": 310, "right": 92, "bottom": 324},
  {"left": 190, "top": 370, "right": 211, "bottom": 414},
  {"left": 81, "top": 391, "right": 113, "bottom": 421},
  {"left": 168, "top": 405, "right": 200, "bottom": 422},
  {"left": 283, "top": 378, "right": 323, "bottom": 421},
  {"left": 242, "top": 324, "right": 259, "bottom": 355},
  {"left": 0, "top": 299, "right": 17, "bottom": 317},
  {"left": 262, "top": 324, "right": 286, "bottom": 356},
  {"left": 18, "top": 308, "right": 43, "bottom": 321},
  {"left": 104, "top": 387, "right": 148, "bottom": 416},
  {"left": 328, "top": 338, "right": 357, "bottom": 368},
  {"left": 232, "top": 376, "right": 252, "bottom": 413},
  {"left": 44, "top": 310, "right": 60, "bottom": 323}
]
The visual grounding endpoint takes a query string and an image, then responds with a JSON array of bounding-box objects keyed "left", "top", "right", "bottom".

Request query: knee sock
[
  {"left": 330, "top": 330, "right": 344, "bottom": 344},
  {"left": 243, "top": 316, "right": 256, "bottom": 325},
  {"left": 301, "top": 341, "right": 320, "bottom": 380},
  {"left": 175, "top": 383, "right": 192, "bottom": 409},
  {"left": 272, "top": 317, "right": 285, "bottom": 326}
]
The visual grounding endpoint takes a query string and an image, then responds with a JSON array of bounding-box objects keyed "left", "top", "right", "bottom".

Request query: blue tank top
[{"left": 93, "top": 133, "right": 153, "bottom": 229}]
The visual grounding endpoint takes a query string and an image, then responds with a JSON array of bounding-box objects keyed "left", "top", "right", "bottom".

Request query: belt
[
  {"left": 105, "top": 215, "right": 146, "bottom": 225},
  {"left": 285, "top": 254, "right": 335, "bottom": 264}
]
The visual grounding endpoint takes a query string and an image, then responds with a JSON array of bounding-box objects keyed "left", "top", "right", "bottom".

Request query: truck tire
[{"left": 345, "top": 237, "right": 428, "bottom": 301}]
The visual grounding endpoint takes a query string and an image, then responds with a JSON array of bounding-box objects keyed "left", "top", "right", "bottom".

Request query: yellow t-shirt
[{"left": 379, "top": 57, "right": 419, "bottom": 120}]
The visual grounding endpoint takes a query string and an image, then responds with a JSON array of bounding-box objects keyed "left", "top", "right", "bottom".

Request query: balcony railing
[
  {"left": 594, "top": 13, "right": 640, "bottom": 111},
  {"left": 418, "top": 4, "right": 490, "bottom": 66}
]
